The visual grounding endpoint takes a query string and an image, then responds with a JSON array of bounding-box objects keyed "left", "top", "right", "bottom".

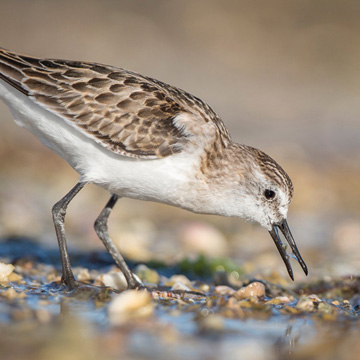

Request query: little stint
[{"left": 0, "top": 47, "right": 308, "bottom": 289}]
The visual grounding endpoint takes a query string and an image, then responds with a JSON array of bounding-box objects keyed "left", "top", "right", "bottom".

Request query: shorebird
[{"left": 0, "top": 47, "right": 308, "bottom": 289}]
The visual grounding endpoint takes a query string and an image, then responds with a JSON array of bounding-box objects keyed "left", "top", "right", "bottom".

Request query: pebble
[
  {"left": 235, "top": 282, "right": 266, "bottom": 300},
  {"left": 265, "top": 296, "right": 291, "bottom": 305},
  {"left": 214, "top": 285, "right": 236, "bottom": 295},
  {"left": 308, "top": 294, "right": 322, "bottom": 302},
  {"left": 296, "top": 296, "right": 315, "bottom": 312},
  {"left": 76, "top": 268, "right": 91, "bottom": 282},
  {"left": 1, "top": 287, "right": 27, "bottom": 300},
  {"left": 108, "top": 290, "right": 153, "bottom": 325},
  {"left": 171, "top": 281, "right": 192, "bottom": 292},
  {"left": 0, "top": 262, "right": 15, "bottom": 282},
  {"left": 97, "top": 272, "right": 128, "bottom": 291},
  {"left": 226, "top": 297, "right": 244, "bottom": 309},
  {"left": 342, "top": 300, "right": 353, "bottom": 311},
  {"left": 166, "top": 274, "right": 192, "bottom": 287},
  {"left": 198, "top": 283, "right": 210, "bottom": 292},
  {"left": 317, "top": 302, "right": 333, "bottom": 314},
  {"left": 236, "top": 299, "right": 256, "bottom": 308},
  {"left": 7, "top": 272, "right": 23, "bottom": 283},
  {"left": 135, "top": 264, "right": 160, "bottom": 284}
]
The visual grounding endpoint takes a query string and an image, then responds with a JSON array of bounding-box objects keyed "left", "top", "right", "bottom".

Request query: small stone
[
  {"left": 199, "top": 283, "right": 210, "bottom": 292},
  {"left": 7, "top": 272, "right": 23, "bottom": 282},
  {"left": 342, "top": 300, "right": 353, "bottom": 311},
  {"left": 108, "top": 290, "right": 153, "bottom": 325},
  {"left": 275, "top": 296, "right": 291, "bottom": 303},
  {"left": 318, "top": 302, "right": 333, "bottom": 314},
  {"left": 265, "top": 296, "right": 291, "bottom": 305},
  {"left": 235, "top": 282, "right": 265, "bottom": 300},
  {"left": 226, "top": 297, "right": 245, "bottom": 310},
  {"left": 308, "top": 294, "right": 322, "bottom": 302},
  {"left": 171, "top": 281, "right": 191, "bottom": 292},
  {"left": 1, "top": 287, "right": 26, "bottom": 300},
  {"left": 76, "top": 268, "right": 91, "bottom": 282},
  {"left": 134, "top": 264, "right": 159, "bottom": 285},
  {"left": 236, "top": 300, "right": 253, "bottom": 308},
  {"left": 0, "top": 263, "right": 15, "bottom": 282},
  {"left": 97, "top": 272, "right": 128, "bottom": 291},
  {"left": 296, "top": 296, "right": 314, "bottom": 312},
  {"left": 214, "top": 285, "right": 236, "bottom": 295},
  {"left": 265, "top": 298, "right": 282, "bottom": 305},
  {"left": 166, "top": 274, "right": 192, "bottom": 287}
]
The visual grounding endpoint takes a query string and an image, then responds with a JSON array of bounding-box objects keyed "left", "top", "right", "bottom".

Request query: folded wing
[{"left": 0, "top": 48, "right": 226, "bottom": 158}]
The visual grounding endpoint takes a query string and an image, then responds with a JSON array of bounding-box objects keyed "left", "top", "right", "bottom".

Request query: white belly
[{"left": 0, "top": 80, "right": 201, "bottom": 207}]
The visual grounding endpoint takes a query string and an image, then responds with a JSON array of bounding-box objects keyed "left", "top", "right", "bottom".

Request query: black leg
[
  {"left": 94, "top": 194, "right": 143, "bottom": 289},
  {"left": 52, "top": 181, "right": 86, "bottom": 289}
]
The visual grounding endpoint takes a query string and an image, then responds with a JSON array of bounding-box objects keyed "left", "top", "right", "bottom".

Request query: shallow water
[{"left": 0, "top": 237, "right": 359, "bottom": 360}]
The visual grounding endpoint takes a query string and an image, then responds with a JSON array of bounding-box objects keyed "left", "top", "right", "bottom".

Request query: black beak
[{"left": 268, "top": 219, "right": 308, "bottom": 280}]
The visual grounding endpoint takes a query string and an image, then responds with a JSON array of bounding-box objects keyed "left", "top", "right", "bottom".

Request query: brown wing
[{"left": 0, "top": 48, "right": 231, "bottom": 158}]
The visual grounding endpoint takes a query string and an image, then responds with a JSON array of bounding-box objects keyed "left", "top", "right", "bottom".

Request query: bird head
[{"left": 220, "top": 144, "right": 308, "bottom": 280}]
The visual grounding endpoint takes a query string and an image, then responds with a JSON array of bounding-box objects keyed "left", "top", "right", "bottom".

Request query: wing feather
[{"left": 0, "top": 47, "right": 231, "bottom": 158}]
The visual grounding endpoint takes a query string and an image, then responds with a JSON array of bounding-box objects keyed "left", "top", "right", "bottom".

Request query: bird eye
[{"left": 264, "top": 189, "right": 276, "bottom": 200}]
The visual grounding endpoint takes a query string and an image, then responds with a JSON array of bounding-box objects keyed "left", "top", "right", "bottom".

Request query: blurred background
[{"left": 0, "top": 0, "right": 359, "bottom": 280}]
